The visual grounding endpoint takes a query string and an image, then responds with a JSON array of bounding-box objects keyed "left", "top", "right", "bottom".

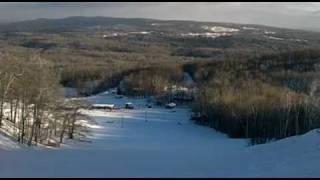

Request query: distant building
[
  {"left": 154, "top": 85, "right": 198, "bottom": 106},
  {"left": 164, "top": 85, "right": 198, "bottom": 102},
  {"left": 91, "top": 104, "right": 115, "bottom": 111}
]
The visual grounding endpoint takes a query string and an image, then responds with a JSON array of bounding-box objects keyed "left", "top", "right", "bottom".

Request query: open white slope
[
  {"left": 0, "top": 132, "right": 21, "bottom": 150},
  {"left": 0, "top": 90, "right": 320, "bottom": 177}
]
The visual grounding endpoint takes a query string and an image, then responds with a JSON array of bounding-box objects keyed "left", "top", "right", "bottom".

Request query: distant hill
[
  {"left": 1, "top": 16, "right": 320, "bottom": 59},
  {"left": 1, "top": 16, "right": 319, "bottom": 48},
  {"left": 0, "top": 16, "right": 154, "bottom": 32},
  {"left": 0, "top": 16, "right": 318, "bottom": 35}
]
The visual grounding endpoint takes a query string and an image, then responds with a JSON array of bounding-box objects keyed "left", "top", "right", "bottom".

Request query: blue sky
[{"left": 0, "top": 2, "right": 320, "bottom": 31}]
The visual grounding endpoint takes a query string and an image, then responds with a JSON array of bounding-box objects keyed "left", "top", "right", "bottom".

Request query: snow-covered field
[
  {"left": 0, "top": 90, "right": 320, "bottom": 177},
  {"left": 202, "top": 25, "right": 239, "bottom": 32},
  {"left": 180, "top": 25, "right": 239, "bottom": 38},
  {"left": 181, "top": 32, "right": 233, "bottom": 38},
  {"left": 102, "top": 31, "right": 151, "bottom": 38}
]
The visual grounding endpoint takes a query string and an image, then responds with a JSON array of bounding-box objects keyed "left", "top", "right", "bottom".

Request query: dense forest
[{"left": 189, "top": 48, "right": 320, "bottom": 144}]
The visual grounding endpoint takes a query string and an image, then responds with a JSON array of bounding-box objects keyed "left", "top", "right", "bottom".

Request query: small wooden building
[{"left": 91, "top": 104, "right": 115, "bottom": 111}]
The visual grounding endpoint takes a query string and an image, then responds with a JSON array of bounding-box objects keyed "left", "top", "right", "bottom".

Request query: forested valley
[{"left": 1, "top": 16, "right": 320, "bottom": 146}]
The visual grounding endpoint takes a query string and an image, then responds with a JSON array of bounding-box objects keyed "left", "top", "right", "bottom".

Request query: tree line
[
  {"left": 189, "top": 48, "right": 320, "bottom": 144},
  {"left": 0, "top": 53, "right": 87, "bottom": 147}
]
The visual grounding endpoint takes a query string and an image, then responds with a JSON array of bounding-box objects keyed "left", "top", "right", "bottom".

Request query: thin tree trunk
[
  {"left": 20, "top": 95, "right": 27, "bottom": 144},
  {"left": 20, "top": 102, "right": 25, "bottom": 144},
  {"left": 69, "top": 110, "right": 77, "bottom": 139},
  {"left": 28, "top": 105, "right": 37, "bottom": 146},
  {"left": 0, "top": 94, "right": 4, "bottom": 127},
  {"left": 60, "top": 115, "right": 68, "bottom": 143},
  {"left": 35, "top": 113, "right": 42, "bottom": 145},
  {"left": 28, "top": 123, "right": 35, "bottom": 146},
  {"left": 54, "top": 117, "right": 57, "bottom": 137},
  {"left": 10, "top": 99, "right": 13, "bottom": 122},
  {"left": 13, "top": 99, "right": 19, "bottom": 123}
]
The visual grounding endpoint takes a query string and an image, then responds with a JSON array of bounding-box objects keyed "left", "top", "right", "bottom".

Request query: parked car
[
  {"left": 146, "top": 103, "right": 152, "bottom": 108},
  {"left": 116, "top": 95, "right": 124, "bottom": 99},
  {"left": 190, "top": 112, "right": 202, "bottom": 120},
  {"left": 110, "top": 89, "right": 117, "bottom": 94},
  {"left": 125, "top": 102, "right": 134, "bottom": 109},
  {"left": 165, "top": 102, "right": 176, "bottom": 109},
  {"left": 190, "top": 113, "right": 209, "bottom": 123}
]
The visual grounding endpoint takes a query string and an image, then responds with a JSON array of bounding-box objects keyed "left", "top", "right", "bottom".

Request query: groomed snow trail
[
  {"left": 67, "top": 91, "right": 247, "bottom": 152},
  {"left": 0, "top": 91, "right": 320, "bottom": 177}
]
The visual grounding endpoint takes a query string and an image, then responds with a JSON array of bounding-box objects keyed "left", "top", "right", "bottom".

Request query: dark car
[
  {"left": 190, "top": 112, "right": 202, "bottom": 120},
  {"left": 125, "top": 102, "right": 134, "bottom": 109},
  {"left": 190, "top": 112, "right": 209, "bottom": 123}
]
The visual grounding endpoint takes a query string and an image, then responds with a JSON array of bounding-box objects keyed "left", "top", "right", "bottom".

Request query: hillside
[
  {"left": 1, "top": 16, "right": 320, "bottom": 147},
  {"left": 1, "top": 16, "right": 320, "bottom": 50},
  {"left": 1, "top": 17, "right": 320, "bottom": 93}
]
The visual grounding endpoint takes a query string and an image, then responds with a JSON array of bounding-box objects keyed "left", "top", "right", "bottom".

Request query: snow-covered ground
[
  {"left": 180, "top": 26, "right": 239, "bottom": 38},
  {"left": 242, "top": 26, "right": 260, "bottom": 31},
  {"left": 181, "top": 32, "right": 233, "bottom": 38},
  {"left": 202, "top": 25, "right": 239, "bottom": 32},
  {"left": 102, "top": 31, "right": 151, "bottom": 38},
  {"left": 0, "top": 90, "right": 320, "bottom": 177},
  {"left": 0, "top": 132, "right": 21, "bottom": 150}
]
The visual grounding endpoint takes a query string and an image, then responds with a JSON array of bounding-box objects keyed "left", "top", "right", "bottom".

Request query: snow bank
[
  {"left": 225, "top": 129, "right": 320, "bottom": 177},
  {"left": 0, "top": 132, "right": 21, "bottom": 150}
]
